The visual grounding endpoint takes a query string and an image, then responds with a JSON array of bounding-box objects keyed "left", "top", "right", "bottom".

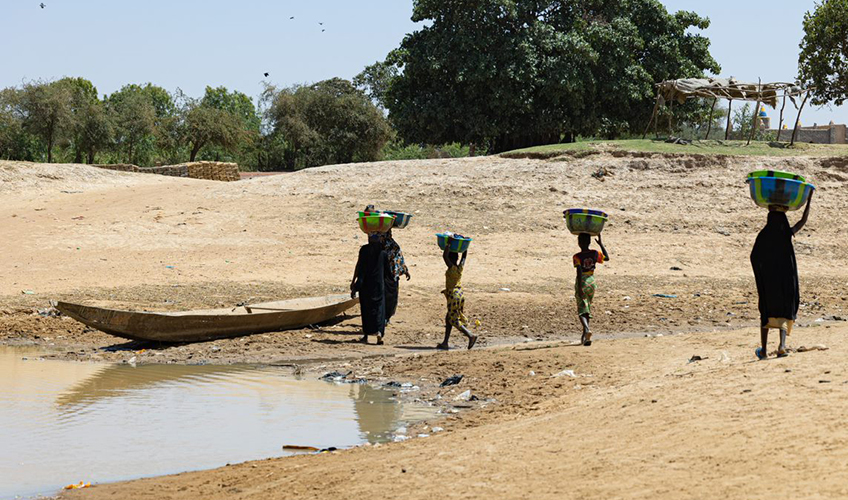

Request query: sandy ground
[
  {"left": 62, "top": 323, "right": 848, "bottom": 500},
  {"left": 1, "top": 152, "right": 848, "bottom": 498}
]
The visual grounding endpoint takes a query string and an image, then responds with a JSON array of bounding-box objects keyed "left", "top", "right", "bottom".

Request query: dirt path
[{"left": 3, "top": 155, "right": 847, "bottom": 364}]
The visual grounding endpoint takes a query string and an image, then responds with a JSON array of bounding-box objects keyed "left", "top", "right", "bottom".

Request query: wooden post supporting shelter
[
  {"left": 747, "top": 79, "right": 762, "bottom": 146},
  {"left": 725, "top": 99, "right": 733, "bottom": 140},
  {"left": 704, "top": 98, "right": 718, "bottom": 139},
  {"left": 790, "top": 91, "right": 810, "bottom": 146},
  {"left": 776, "top": 90, "right": 788, "bottom": 142},
  {"left": 642, "top": 90, "right": 662, "bottom": 139},
  {"left": 668, "top": 99, "right": 674, "bottom": 136}
]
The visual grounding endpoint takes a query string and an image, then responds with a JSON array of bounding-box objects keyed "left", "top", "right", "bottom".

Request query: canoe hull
[{"left": 55, "top": 294, "right": 359, "bottom": 343}]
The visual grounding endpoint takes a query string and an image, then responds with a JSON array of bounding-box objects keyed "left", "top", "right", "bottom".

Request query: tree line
[
  {"left": 2, "top": 0, "right": 845, "bottom": 170},
  {"left": 0, "top": 77, "right": 399, "bottom": 170}
]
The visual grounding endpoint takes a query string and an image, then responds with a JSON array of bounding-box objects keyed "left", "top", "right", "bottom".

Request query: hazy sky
[{"left": 1, "top": 0, "right": 844, "bottom": 126}]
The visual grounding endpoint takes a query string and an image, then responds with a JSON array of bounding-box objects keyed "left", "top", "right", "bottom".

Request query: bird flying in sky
[{"left": 40, "top": 2, "right": 46, "bottom": 8}]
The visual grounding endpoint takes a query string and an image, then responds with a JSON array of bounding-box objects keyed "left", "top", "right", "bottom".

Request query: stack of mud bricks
[
  {"left": 180, "top": 162, "right": 240, "bottom": 182},
  {"left": 93, "top": 161, "right": 240, "bottom": 182},
  {"left": 146, "top": 165, "right": 189, "bottom": 178},
  {"left": 94, "top": 163, "right": 141, "bottom": 173}
]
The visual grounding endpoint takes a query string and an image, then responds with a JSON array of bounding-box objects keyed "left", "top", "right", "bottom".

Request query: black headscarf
[{"left": 750, "top": 210, "right": 799, "bottom": 325}]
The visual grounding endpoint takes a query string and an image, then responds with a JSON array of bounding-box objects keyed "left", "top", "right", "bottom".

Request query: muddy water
[{"left": 0, "top": 347, "right": 433, "bottom": 499}]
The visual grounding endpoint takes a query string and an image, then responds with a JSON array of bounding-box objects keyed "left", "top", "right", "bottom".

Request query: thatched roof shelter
[{"left": 644, "top": 77, "right": 812, "bottom": 145}]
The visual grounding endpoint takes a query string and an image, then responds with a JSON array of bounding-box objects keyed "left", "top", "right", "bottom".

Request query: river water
[{"left": 0, "top": 347, "right": 432, "bottom": 499}]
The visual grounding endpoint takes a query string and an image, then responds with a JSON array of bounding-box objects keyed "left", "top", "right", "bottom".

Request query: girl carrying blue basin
[
  {"left": 750, "top": 193, "right": 813, "bottom": 359},
  {"left": 437, "top": 234, "right": 478, "bottom": 350}
]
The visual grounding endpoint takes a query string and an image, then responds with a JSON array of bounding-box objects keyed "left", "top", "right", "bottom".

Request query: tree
[
  {"left": 353, "top": 57, "right": 400, "bottom": 109},
  {"left": 267, "top": 78, "right": 392, "bottom": 169},
  {"left": 386, "top": 0, "right": 720, "bottom": 152},
  {"left": 799, "top": 0, "right": 848, "bottom": 106},
  {"left": 107, "top": 86, "right": 155, "bottom": 165},
  {"left": 183, "top": 103, "right": 246, "bottom": 161},
  {"left": 192, "top": 86, "right": 260, "bottom": 164},
  {"left": 18, "top": 80, "right": 73, "bottom": 162},
  {"left": 0, "top": 88, "right": 41, "bottom": 161},
  {"left": 55, "top": 77, "right": 106, "bottom": 163},
  {"left": 77, "top": 99, "right": 113, "bottom": 164},
  {"left": 106, "top": 84, "right": 178, "bottom": 166}
]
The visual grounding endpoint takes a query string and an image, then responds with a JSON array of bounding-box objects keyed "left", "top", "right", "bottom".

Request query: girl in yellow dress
[{"left": 438, "top": 242, "right": 478, "bottom": 350}]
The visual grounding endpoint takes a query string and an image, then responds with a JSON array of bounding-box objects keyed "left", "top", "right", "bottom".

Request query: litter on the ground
[
  {"left": 653, "top": 294, "right": 677, "bottom": 298},
  {"left": 283, "top": 445, "right": 320, "bottom": 452},
  {"left": 440, "top": 375, "right": 463, "bottom": 387},
  {"left": 455, "top": 390, "right": 472, "bottom": 401},
  {"left": 64, "top": 482, "right": 91, "bottom": 490},
  {"left": 553, "top": 369, "right": 576, "bottom": 378},
  {"left": 797, "top": 345, "right": 829, "bottom": 352},
  {"left": 320, "top": 371, "right": 351, "bottom": 381}
]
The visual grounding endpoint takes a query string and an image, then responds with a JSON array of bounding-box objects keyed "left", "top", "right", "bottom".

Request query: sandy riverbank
[{"left": 2, "top": 152, "right": 848, "bottom": 498}]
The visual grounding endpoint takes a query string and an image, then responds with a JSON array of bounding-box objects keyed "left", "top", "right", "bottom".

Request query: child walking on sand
[
  {"left": 438, "top": 240, "right": 478, "bottom": 350},
  {"left": 750, "top": 194, "right": 813, "bottom": 359},
  {"left": 574, "top": 233, "right": 610, "bottom": 346}
]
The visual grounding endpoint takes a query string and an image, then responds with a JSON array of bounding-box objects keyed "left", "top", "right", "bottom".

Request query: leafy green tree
[
  {"left": 17, "top": 80, "right": 74, "bottom": 162},
  {"left": 55, "top": 77, "right": 106, "bottom": 163},
  {"left": 267, "top": 78, "right": 392, "bottom": 169},
  {"left": 77, "top": 99, "right": 113, "bottom": 164},
  {"left": 107, "top": 85, "right": 156, "bottom": 165},
  {"left": 353, "top": 57, "right": 400, "bottom": 109},
  {"left": 192, "top": 86, "right": 260, "bottom": 164},
  {"left": 799, "top": 0, "right": 848, "bottom": 106},
  {"left": 0, "top": 87, "right": 41, "bottom": 161},
  {"left": 106, "top": 84, "right": 178, "bottom": 166},
  {"left": 386, "top": 0, "right": 720, "bottom": 152},
  {"left": 143, "top": 84, "right": 181, "bottom": 164},
  {"left": 182, "top": 103, "right": 246, "bottom": 161}
]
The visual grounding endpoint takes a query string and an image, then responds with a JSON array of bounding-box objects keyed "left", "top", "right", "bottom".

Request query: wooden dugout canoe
[{"left": 54, "top": 294, "right": 359, "bottom": 343}]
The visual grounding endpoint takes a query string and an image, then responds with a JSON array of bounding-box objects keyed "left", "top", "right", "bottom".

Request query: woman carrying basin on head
[
  {"left": 750, "top": 194, "right": 813, "bottom": 360},
  {"left": 351, "top": 232, "right": 391, "bottom": 345}
]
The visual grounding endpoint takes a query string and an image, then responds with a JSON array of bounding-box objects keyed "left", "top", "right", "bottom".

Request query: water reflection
[
  {"left": 0, "top": 347, "right": 434, "bottom": 499},
  {"left": 353, "top": 384, "right": 402, "bottom": 443},
  {"left": 55, "top": 363, "right": 248, "bottom": 411}
]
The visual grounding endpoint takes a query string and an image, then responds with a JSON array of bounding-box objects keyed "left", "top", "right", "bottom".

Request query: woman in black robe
[
  {"left": 350, "top": 233, "right": 391, "bottom": 345},
  {"left": 750, "top": 194, "right": 813, "bottom": 359}
]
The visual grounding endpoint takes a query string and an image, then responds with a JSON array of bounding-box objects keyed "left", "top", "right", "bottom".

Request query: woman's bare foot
[
  {"left": 436, "top": 342, "right": 449, "bottom": 350},
  {"left": 467, "top": 335, "right": 478, "bottom": 350},
  {"left": 376, "top": 335, "right": 384, "bottom": 346},
  {"left": 358, "top": 335, "right": 368, "bottom": 344},
  {"left": 583, "top": 332, "right": 592, "bottom": 346}
]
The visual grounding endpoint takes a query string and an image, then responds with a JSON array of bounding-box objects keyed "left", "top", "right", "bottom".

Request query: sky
[{"left": 1, "top": 0, "right": 844, "bottom": 126}]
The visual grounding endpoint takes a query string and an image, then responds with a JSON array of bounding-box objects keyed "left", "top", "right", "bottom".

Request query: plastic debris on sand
[{"left": 64, "top": 482, "right": 91, "bottom": 490}]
